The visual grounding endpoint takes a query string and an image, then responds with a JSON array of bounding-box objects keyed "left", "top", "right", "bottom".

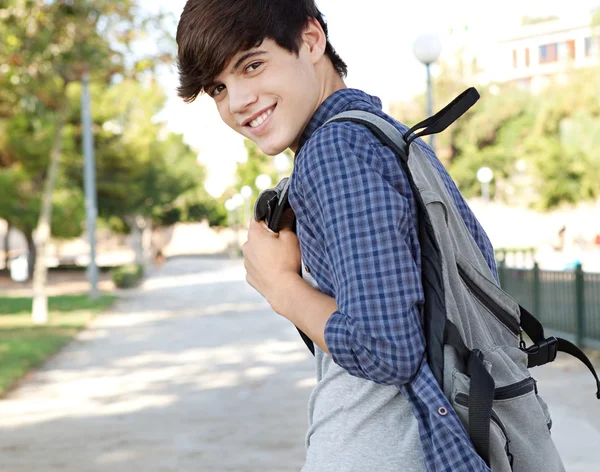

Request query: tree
[
  {"left": 443, "top": 66, "right": 600, "bottom": 209},
  {"left": 522, "top": 68, "right": 600, "bottom": 209},
  {"left": 449, "top": 85, "right": 536, "bottom": 199},
  {"left": 63, "top": 78, "right": 208, "bottom": 263},
  {"left": 0, "top": 106, "right": 86, "bottom": 274},
  {"left": 0, "top": 0, "right": 172, "bottom": 322}
]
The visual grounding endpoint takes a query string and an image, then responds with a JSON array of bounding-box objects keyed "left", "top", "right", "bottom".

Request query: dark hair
[{"left": 176, "top": 0, "right": 347, "bottom": 103}]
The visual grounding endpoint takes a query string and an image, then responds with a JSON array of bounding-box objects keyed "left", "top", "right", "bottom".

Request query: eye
[
  {"left": 245, "top": 61, "right": 263, "bottom": 73},
  {"left": 210, "top": 84, "right": 226, "bottom": 98}
]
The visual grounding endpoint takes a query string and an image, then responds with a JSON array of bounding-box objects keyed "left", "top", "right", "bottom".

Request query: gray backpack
[
  {"left": 326, "top": 88, "right": 600, "bottom": 471},
  {"left": 256, "top": 88, "right": 600, "bottom": 471}
]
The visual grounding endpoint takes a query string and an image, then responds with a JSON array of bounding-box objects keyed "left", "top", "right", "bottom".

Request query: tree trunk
[
  {"left": 26, "top": 232, "right": 36, "bottom": 280},
  {"left": 142, "top": 217, "right": 153, "bottom": 262},
  {"left": 32, "top": 105, "right": 67, "bottom": 324},
  {"left": 126, "top": 215, "right": 145, "bottom": 266},
  {"left": 3, "top": 221, "right": 10, "bottom": 271}
]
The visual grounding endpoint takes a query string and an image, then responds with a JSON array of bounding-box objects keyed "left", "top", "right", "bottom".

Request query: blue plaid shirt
[{"left": 289, "top": 89, "right": 497, "bottom": 472}]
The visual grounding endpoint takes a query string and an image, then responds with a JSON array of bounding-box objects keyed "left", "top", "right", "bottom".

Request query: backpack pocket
[
  {"left": 450, "top": 359, "right": 564, "bottom": 472},
  {"left": 453, "top": 391, "right": 514, "bottom": 472},
  {"left": 455, "top": 255, "right": 522, "bottom": 348}
]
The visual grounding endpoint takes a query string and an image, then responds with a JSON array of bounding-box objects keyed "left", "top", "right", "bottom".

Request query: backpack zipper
[
  {"left": 455, "top": 393, "right": 515, "bottom": 469},
  {"left": 457, "top": 265, "right": 520, "bottom": 336},
  {"left": 494, "top": 377, "right": 536, "bottom": 400}
]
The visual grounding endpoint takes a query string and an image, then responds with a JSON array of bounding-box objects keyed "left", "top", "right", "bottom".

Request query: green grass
[{"left": 0, "top": 294, "right": 117, "bottom": 396}]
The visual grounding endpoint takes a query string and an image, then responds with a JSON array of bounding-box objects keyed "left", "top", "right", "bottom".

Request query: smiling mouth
[{"left": 246, "top": 105, "right": 276, "bottom": 129}]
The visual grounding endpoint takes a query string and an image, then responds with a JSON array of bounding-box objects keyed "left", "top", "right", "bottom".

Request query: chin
[{"left": 256, "top": 139, "right": 290, "bottom": 157}]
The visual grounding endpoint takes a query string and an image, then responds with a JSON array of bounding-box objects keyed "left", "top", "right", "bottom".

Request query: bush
[{"left": 111, "top": 264, "right": 144, "bottom": 289}]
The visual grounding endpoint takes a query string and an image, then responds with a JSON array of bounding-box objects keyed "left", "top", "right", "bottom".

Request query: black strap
[
  {"left": 297, "top": 328, "right": 315, "bottom": 355},
  {"left": 254, "top": 178, "right": 316, "bottom": 356},
  {"left": 518, "top": 305, "right": 545, "bottom": 343},
  {"left": 468, "top": 349, "right": 495, "bottom": 466},
  {"left": 520, "top": 305, "right": 600, "bottom": 399},
  {"left": 446, "top": 322, "right": 494, "bottom": 466},
  {"left": 404, "top": 87, "right": 480, "bottom": 146}
]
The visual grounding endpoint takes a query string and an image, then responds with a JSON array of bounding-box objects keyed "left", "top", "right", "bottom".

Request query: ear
[{"left": 300, "top": 17, "right": 327, "bottom": 65}]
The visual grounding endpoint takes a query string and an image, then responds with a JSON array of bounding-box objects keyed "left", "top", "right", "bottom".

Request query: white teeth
[{"left": 249, "top": 107, "right": 273, "bottom": 128}]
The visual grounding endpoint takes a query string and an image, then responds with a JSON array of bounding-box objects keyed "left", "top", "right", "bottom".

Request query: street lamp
[
  {"left": 413, "top": 33, "right": 442, "bottom": 147},
  {"left": 477, "top": 167, "right": 494, "bottom": 203}
]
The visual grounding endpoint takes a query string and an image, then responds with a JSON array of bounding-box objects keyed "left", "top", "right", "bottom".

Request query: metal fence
[{"left": 498, "top": 262, "right": 600, "bottom": 348}]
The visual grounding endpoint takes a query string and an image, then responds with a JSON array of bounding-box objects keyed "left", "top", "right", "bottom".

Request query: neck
[{"left": 290, "top": 67, "right": 347, "bottom": 153}]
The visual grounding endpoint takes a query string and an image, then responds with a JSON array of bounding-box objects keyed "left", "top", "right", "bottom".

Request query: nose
[{"left": 228, "top": 82, "right": 258, "bottom": 117}]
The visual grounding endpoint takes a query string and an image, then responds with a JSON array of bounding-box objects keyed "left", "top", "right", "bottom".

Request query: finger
[
  {"left": 248, "top": 218, "right": 260, "bottom": 233},
  {"left": 245, "top": 273, "right": 257, "bottom": 290}
]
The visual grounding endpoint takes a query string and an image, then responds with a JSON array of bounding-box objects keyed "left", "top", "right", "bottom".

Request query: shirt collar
[{"left": 296, "top": 88, "right": 383, "bottom": 153}]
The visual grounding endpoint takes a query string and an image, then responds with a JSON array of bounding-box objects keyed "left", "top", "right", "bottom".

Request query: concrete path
[{"left": 0, "top": 257, "right": 598, "bottom": 471}]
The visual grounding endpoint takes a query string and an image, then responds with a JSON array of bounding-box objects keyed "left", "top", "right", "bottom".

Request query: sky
[{"left": 141, "top": 0, "right": 600, "bottom": 197}]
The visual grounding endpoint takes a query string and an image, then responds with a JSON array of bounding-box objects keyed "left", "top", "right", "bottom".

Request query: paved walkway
[{"left": 0, "top": 257, "right": 598, "bottom": 471}]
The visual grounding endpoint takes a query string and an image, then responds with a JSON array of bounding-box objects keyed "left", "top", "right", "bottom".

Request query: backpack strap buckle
[{"left": 525, "top": 336, "right": 558, "bottom": 368}]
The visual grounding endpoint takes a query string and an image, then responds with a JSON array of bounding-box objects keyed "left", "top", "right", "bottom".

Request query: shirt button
[
  {"left": 304, "top": 265, "right": 310, "bottom": 274},
  {"left": 438, "top": 407, "right": 448, "bottom": 416}
]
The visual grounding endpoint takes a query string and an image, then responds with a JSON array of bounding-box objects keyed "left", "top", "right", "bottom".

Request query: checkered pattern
[{"left": 288, "top": 89, "right": 497, "bottom": 472}]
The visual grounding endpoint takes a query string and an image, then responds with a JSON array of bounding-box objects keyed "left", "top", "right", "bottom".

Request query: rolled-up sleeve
[{"left": 299, "top": 124, "right": 425, "bottom": 386}]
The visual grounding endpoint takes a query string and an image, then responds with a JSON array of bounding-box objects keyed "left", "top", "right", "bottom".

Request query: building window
[
  {"left": 539, "top": 43, "right": 558, "bottom": 63},
  {"left": 585, "top": 36, "right": 599, "bottom": 57},
  {"left": 512, "top": 49, "right": 518, "bottom": 68},
  {"left": 525, "top": 48, "right": 530, "bottom": 67}
]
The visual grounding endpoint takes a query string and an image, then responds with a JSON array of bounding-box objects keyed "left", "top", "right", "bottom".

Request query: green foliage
[
  {"left": 418, "top": 64, "right": 600, "bottom": 210},
  {"left": 450, "top": 87, "right": 536, "bottom": 197},
  {"left": 0, "top": 294, "right": 117, "bottom": 316},
  {"left": 0, "top": 0, "right": 187, "bottom": 249},
  {"left": 111, "top": 263, "right": 144, "bottom": 288},
  {"left": 235, "top": 139, "right": 289, "bottom": 194},
  {"left": 60, "top": 78, "right": 211, "bottom": 230}
]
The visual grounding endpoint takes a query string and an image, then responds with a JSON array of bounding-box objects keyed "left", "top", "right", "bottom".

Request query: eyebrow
[
  {"left": 231, "top": 50, "right": 267, "bottom": 74},
  {"left": 205, "top": 50, "right": 268, "bottom": 92}
]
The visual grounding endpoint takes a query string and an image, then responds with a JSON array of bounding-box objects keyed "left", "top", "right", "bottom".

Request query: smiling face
[{"left": 206, "top": 20, "right": 339, "bottom": 155}]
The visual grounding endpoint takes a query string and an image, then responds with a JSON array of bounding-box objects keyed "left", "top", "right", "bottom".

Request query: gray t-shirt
[{"left": 300, "top": 260, "right": 426, "bottom": 472}]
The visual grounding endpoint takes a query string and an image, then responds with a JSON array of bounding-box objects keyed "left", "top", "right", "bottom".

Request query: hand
[{"left": 242, "top": 209, "right": 301, "bottom": 312}]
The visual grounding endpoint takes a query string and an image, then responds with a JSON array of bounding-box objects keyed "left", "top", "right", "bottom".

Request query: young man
[{"left": 177, "top": 2, "right": 495, "bottom": 471}]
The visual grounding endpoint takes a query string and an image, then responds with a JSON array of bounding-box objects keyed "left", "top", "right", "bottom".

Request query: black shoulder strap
[
  {"left": 404, "top": 87, "right": 480, "bottom": 145},
  {"left": 445, "top": 322, "right": 494, "bottom": 466},
  {"left": 520, "top": 305, "right": 600, "bottom": 399},
  {"left": 326, "top": 87, "right": 480, "bottom": 149}
]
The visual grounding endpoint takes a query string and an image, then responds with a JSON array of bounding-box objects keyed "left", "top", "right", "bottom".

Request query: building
[{"left": 495, "top": 14, "right": 600, "bottom": 92}]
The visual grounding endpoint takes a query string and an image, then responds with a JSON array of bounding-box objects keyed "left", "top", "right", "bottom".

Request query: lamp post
[
  {"left": 81, "top": 70, "right": 99, "bottom": 299},
  {"left": 413, "top": 34, "right": 442, "bottom": 148},
  {"left": 477, "top": 167, "right": 494, "bottom": 203}
]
